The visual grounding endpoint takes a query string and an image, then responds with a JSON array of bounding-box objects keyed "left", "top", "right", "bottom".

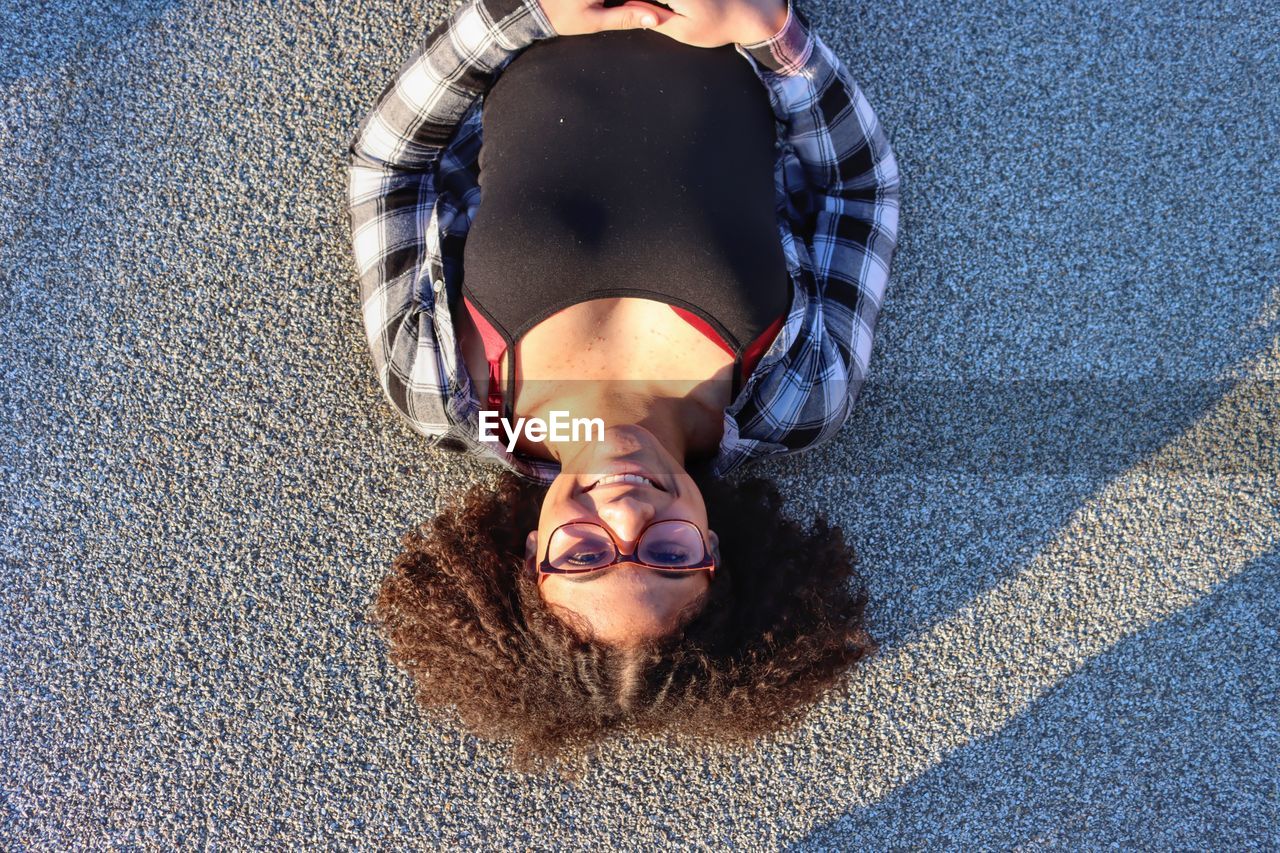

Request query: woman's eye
[
  {"left": 646, "top": 547, "right": 693, "bottom": 565},
  {"left": 565, "top": 550, "right": 608, "bottom": 566}
]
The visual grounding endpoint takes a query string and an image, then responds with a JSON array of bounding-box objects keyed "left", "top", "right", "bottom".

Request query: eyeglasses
[{"left": 538, "top": 519, "right": 716, "bottom": 582}]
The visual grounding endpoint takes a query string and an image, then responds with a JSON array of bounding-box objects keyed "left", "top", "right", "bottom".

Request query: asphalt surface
[{"left": 2, "top": 0, "right": 1278, "bottom": 847}]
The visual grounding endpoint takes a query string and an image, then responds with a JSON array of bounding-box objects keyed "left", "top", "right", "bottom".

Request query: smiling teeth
[{"left": 592, "top": 474, "right": 657, "bottom": 489}]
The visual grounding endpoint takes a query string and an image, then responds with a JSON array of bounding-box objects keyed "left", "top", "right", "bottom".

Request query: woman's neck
[{"left": 515, "top": 384, "right": 725, "bottom": 466}]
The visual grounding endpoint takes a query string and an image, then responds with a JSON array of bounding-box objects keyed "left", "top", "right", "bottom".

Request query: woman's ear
[
  {"left": 707, "top": 529, "right": 720, "bottom": 562},
  {"left": 525, "top": 530, "right": 538, "bottom": 561}
]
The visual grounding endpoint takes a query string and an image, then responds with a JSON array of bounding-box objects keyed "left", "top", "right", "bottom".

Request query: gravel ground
[{"left": 2, "top": 0, "right": 1277, "bottom": 847}]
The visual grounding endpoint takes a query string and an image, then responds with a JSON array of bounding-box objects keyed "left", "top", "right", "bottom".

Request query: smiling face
[{"left": 527, "top": 425, "right": 719, "bottom": 647}]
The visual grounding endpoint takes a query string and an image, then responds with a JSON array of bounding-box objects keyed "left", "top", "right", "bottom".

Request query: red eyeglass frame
[{"left": 536, "top": 519, "right": 717, "bottom": 584}]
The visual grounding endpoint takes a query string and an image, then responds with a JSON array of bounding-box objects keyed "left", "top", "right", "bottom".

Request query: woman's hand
[
  {"left": 606, "top": 0, "right": 788, "bottom": 47},
  {"left": 536, "top": 0, "right": 681, "bottom": 35},
  {"left": 536, "top": 0, "right": 787, "bottom": 46}
]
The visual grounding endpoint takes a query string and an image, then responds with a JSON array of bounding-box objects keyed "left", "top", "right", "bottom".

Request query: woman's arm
[
  {"left": 348, "top": 0, "right": 557, "bottom": 439},
  {"left": 736, "top": 1, "right": 901, "bottom": 420}
]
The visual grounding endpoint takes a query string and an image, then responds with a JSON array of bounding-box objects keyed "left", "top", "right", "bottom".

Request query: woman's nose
[{"left": 594, "top": 495, "right": 657, "bottom": 543}]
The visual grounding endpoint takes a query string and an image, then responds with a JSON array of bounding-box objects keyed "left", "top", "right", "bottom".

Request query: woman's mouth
[{"left": 585, "top": 472, "right": 665, "bottom": 492}]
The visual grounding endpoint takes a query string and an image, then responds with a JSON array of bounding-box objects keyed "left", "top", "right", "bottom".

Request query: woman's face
[{"left": 526, "top": 425, "right": 718, "bottom": 647}]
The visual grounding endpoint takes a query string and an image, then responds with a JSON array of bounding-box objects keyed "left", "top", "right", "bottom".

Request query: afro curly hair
[{"left": 368, "top": 470, "right": 874, "bottom": 771}]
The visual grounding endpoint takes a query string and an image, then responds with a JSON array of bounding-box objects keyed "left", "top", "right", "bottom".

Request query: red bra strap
[
  {"left": 670, "top": 305, "right": 784, "bottom": 380},
  {"left": 670, "top": 306, "right": 735, "bottom": 357},
  {"left": 741, "top": 312, "right": 786, "bottom": 378},
  {"left": 463, "top": 297, "right": 508, "bottom": 413}
]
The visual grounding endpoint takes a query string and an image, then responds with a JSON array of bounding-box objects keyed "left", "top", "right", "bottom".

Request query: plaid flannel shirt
[{"left": 347, "top": 0, "right": 900, "bottom": 483}]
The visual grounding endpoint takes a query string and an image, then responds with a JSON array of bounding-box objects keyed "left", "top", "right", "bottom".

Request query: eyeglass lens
[{"left": 547, "top": 520, "right": 706, "bottom": 570}]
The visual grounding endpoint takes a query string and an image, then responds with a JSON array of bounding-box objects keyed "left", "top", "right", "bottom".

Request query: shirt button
[{"left": 432, "top": 279, "right": 444, "bottom": 293}]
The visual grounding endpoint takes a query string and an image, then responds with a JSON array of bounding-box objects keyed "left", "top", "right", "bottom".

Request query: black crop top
[{"left": 459, "top": 27, "right": 792, "bottom": 415}]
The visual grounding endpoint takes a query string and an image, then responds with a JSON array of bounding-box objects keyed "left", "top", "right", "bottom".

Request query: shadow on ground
[{"left": 795, "top": 549, "right": 1280, "bottom": 850}]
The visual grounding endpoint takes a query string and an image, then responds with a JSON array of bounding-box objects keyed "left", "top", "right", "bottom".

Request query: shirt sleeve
[
  {"left": 346, "top": 0, "right": 555, "bottom": 439},
  {"left": 736, "top": 1, "right": 902, "bottom": 424}
]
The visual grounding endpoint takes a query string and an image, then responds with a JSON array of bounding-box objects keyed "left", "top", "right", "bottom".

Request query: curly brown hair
[{"left": 368, "top": 470, "right": 875, "bottom": 772}]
